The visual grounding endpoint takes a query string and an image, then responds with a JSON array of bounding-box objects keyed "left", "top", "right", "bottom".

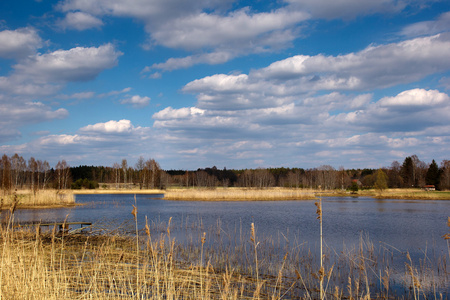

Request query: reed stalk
[{"left": 315, "top": 196, "right": 324, "bottom": 300}]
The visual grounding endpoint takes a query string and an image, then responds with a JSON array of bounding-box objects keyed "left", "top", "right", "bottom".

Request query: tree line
[{"left": 1, "top": 153, "right": 449, "bottom": 191}]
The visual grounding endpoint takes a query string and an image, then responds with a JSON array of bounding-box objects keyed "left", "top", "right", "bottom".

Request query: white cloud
[
  {"left": 153, "top": 107, "right": 205, "bottom": 120},
  {"left": 13, "top": 44, "right": 122, "bottom": 82},
  {"left": 1, "top": 119, "right": 156, "bottom": 166},
  {"left": 0, "top": 27, "right": 42, "bottom": 59},
  {"left": 57, "top": 0, "right": 308, "bottom": 70},
  {"left": 330, "top": 89, "right": 450, "bottom": 132},
  {"left": 253, "top": 33, "right": 450, "bottom": 90},
  {"left": 58, "top": 12, "right": 104, "bottom": 31},
  {"left": 80, "top": 119, "right": 135, "bottom": 134},
  {"left": 178, "top": 34, "right": 450, "bottom": 114},
  {"left": 149, "top": 52, "right": 233, "bottom": 71},
  {"left": 120, "top": 95, "right": 151, "bottom": 108},
  {"left": 0, "top": 75, "right": 61, "bottom": 96},
  {"left": 150, "top": 8, "right": 307, "bottom": 50},
  {"left": 378, "top": 88, "right": 449, "bottom": 107},
  {"left": 401, "top": 11, "right": 450, "bottom": 37},
  {"left": 0, "top": 101, "right": 68, "bottom": 125}
]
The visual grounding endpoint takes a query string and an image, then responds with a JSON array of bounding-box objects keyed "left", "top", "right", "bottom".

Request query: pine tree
[{"left": 425, "top": 159, "right": 440, "bottom": 187}]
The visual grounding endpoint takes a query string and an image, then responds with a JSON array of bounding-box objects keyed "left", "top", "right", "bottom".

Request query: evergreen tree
[
  {"left": 425, "top": 159, "right": 440, "bottom": 187},
  {"left": 401, "top": 156, "right": 414, "bottom": 187}
]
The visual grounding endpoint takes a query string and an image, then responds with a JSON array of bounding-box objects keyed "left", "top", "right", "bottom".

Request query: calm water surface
[{"left": 12, "top": 194, "right": 449, "bottom": 256}]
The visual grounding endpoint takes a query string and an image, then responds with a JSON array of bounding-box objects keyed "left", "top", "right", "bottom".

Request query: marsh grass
[
  {"left": 164, "top": 187, "right": 316, "bottom": 201},
  {"left": 322, "top": 188, "right": 450, "bottom": 200},
  {"left": 0, "top": 190, "right": 75, "bottom": 209},
  {"left": 1, "top": 203, "right": 448, "bottom": 299}
]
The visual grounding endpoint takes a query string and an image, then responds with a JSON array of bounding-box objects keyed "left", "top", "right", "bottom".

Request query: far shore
[
  {"left": 75, "top": 187, "right": 450, "bottom": 201},
  {"left": 1, "top": 187, "right": 449, "bottom": 210}
]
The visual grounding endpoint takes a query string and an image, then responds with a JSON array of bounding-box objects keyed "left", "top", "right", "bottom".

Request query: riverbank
[
  {"left": 320, "top": 188, "right": 450, "bottom": 200},
  {"left": 0, "top": 190, "right": 76, "bottom": 210},
  {"left": 2, "top": 187, "right": 449, "bottom": 210},
  {"left": 163, "top": 187, "right": 316, "bottom": 201}
]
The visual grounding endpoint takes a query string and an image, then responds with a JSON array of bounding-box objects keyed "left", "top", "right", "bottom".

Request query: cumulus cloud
[
  {"left": 182, "top": 33, "right": 450, "bottom": 105},
  {"left": 120, "top": 95, "right": 151, "bottom": 108},
  {"left": 13, "top": 44, "right": 122, "bottom": 82},
  {"left": 57, "top": 0, "right": 309, "bottom": 70},
  {"left": 0, "top": 27, "right": 42, "bottom": 59},
  {"left": 401, "top": 11, "right": 450, "bottom": 37},
  {"left": 149, "top": 52, "right": 233, "bottom": 71},
  {"left": 80, "top": 119, "right": 136, "bottom": 134},
  {"left": 153, "top": 106, "right": 205, "bottom": 120},
  {"left": 378, "top": 88, "right": 449, "bottom": 107},
  {"left": 150, "top": 8, "right": 307, "bottom": 50},
  {"left": 58, "top": 11, "right": 104, "bottom": 30},
  {"left": 330, "top": 89, "right": 450, "bottom": 132},
  {"left": 1, "top": 119, "right": 156, "bottom": 166}
]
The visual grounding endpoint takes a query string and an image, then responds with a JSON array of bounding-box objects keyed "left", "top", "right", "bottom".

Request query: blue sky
[{"left": 1, "top": 0, "right": 450, "bottom": 170}]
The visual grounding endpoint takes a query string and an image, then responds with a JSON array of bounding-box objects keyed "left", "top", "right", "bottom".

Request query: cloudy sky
[{"left": 1, "top": 0, "right": 450, "bottom": 170}]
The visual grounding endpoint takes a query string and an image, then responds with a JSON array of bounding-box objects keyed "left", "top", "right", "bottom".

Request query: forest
[{"left": 1, "top": 153, "right": 449, "bottom": 191}]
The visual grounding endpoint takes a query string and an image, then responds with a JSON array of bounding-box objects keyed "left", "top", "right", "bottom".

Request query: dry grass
[
  {"left": 0, "top": 190, "right": 75, "bottom": 209},
  {"left": 164, "top": 187, "right": 316, "bottom": 201},
  {"left": 320, "top": 188, "right": 450, "bottom": 200},
  {"left": 0, "top": 216, "right": 293, "bottom": 300},
  {"left": 1, "top": 207, "right": 448, "bottom": 299}
]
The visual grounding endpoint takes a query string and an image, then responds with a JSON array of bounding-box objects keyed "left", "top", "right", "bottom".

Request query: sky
[{"left": 1, "top": 0, "right": 450, "bottom": 170}]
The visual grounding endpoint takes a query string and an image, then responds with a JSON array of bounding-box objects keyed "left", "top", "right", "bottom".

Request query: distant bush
[{"left": 71, "top": 178, "right": 99, "bottom": 189}]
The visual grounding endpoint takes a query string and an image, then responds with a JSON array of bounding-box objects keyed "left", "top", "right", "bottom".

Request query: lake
[
  {"left": 12, "top": 194, "right": 449, "bottom": 255},
  {"left": 10, "top": 194, "right": 450, "bottom": 297}
]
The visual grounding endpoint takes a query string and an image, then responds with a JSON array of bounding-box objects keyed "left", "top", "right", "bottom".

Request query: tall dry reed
[
  {"left": 164, "top": 187, "right": 316, "bottom": 201},
  {"left": 1, "top": 199, "right": 448, "bottom": 299},
  {"left": 1, "top": 189, "right": 75, "bottom": 208}
]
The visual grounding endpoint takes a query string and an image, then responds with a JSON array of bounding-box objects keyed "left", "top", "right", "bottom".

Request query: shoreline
[{"left": 2, "top": 188, "right": 448, "bottom": 210}]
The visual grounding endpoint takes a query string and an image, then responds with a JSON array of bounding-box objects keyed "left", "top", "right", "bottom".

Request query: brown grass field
[{"left": 0, "top": 190, "right": 75, "bottom": 209}]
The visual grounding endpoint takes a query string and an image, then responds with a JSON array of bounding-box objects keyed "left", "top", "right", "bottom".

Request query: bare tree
[
  {"left": 28, "top": 157, "right": 37, "bottom": 192},
  {"left": 55, "top": 160, "right": 70, "bottom": 189},
  {"left": 144, "top": 159, "right": 161, "bottom": 189},
  {"left": 113, "top": 162, "right": 121, "bottom": 189},
  {"left": 1, "top": 154, "right": 12, "bottom": 193},
  {"left": 135, "top": 156, "right": 145, "bottom": 189},
  {"left": 121, "top": 159, "right": 128, "bottom": 187}
]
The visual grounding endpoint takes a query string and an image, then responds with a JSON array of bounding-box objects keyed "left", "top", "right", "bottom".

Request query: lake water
[
  {"left": 12, "top": 194, "right": 449, "bottom": 255},
  {"left": 10, "top": 194, "right": 450, "bottom": 297}
]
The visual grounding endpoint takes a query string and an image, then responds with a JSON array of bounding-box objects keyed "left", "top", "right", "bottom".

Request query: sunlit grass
[
  {"left": 164, "top": 187, "right": 316, "bottom": 201},
  {"left": 0, "top": 190, "right": 75, "bottom": 208}
]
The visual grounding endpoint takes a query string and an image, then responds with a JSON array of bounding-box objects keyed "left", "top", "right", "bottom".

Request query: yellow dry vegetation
[
  {"left": 163, "top": 187, "right": 316, "bottom": 201},
  {"left": 0, "top": 189, "right": 75, "bottom": 209}
]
